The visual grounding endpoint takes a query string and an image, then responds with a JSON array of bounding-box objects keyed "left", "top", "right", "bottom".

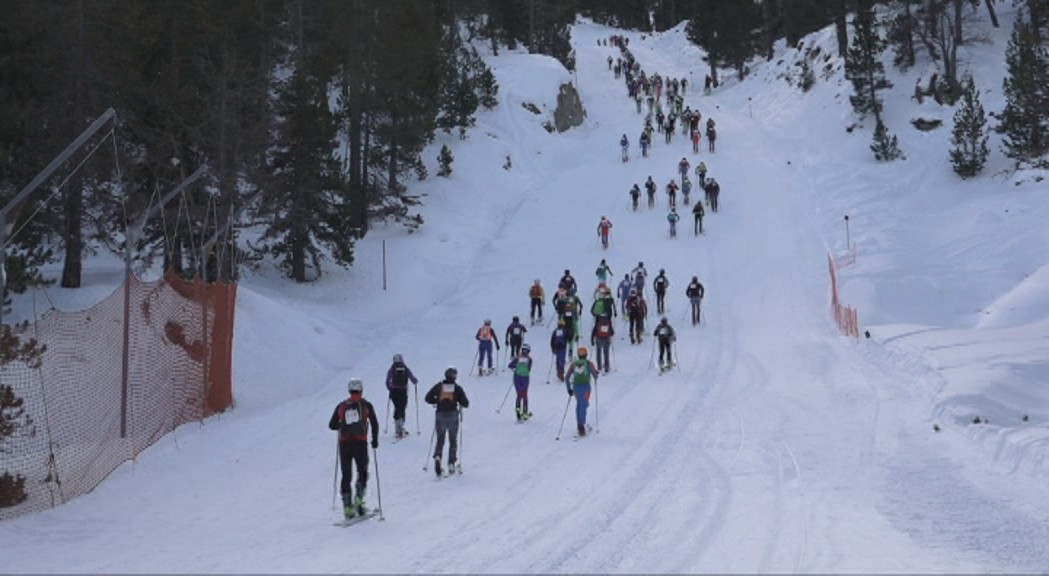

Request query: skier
[
  {"left": 595, "top": 258, "right": 613, "bottom": 285},
  {"left": 425, "top": 367, "right": 470, "bottom": 477},
  {"left": 507, "top": 343, "right": 533, "bottom": 421},
  {"left": 385, "top": 353, "right": 419, "bottom": 439},
  {"left": 558, "top": 269, "right": 577, "bottom": 293},
  {"left": 654, "top": 317, "right": 677, "bottom": 370},
  {"left": 686, "top": 276, "right": 705, "bottom": 326},
  {"left": 707, "top": 124, "right": 717, "bottom": 152},
  {"left": 630, "top": 184, "right": 641, "bottom": 211},
  {"left": 678, "top": 157, "right": 690, "bottom": 186},
  {"left": 591, "top": 316, "right": 615, "bottom": 374},
  {"left": 653, "top": 269, "right": 670, "bottom": 314},
  {"left": 329, "top": 377, "right": 380, "bottom": 519},
  {"left": 559, "top": 289, "right": 582, "bottom": 349},
  {"left": 691, "top": 128, "right": 701, "bottom": 154},
  {"left": 620, "top": 133, "right": 629, "bottom": 162},
  {"left": 668, "top": 207, "right": 680, "bottom": 238},
  {"left": 645, "top": 176, "right": 657, "bottom": 208},
  {"left": 692, "top": 200, "right": 705, "bottom": 236},
  {"left": 639, "top": 130, "right": 651, "bottom": 158},
  {"left": 626, "top": 288, "right": 648, "bottom": 344},
  {"left": 695, "top": 161, "right": 707, "bottom": 187},
  {"left": 475, "top": 319, "right": 500, "bottom": 375},
  {"left": 707, "top": 178, "right": 720, "bottom": 213},
  {"left": 681, "top": 175, "right": 692, "bottom": 206},
  {"left": 631, "top": 261, "right": 648, "bottom": 297},
  {"left": 590, "top": 284, "right": 617, "bottom": 321},
  {"left": 617, "top": 274, "right": 633, "bottom": 316},
  {"left": 550, "top": 320, "right": 569, "bottom": 380},
  {"left": 505, "top": 316, "right": 527, "bottom": 358},
  {"left": 529, "top": 279, "right": 545, "bottom": 324},
  {"left": 564, "top": 346, "right": 599, "bottom": 437},
  {"left": 666, "top": 179, "right": 678, "bottom": 207},
  {"left": 597, "top": 216, "right": 613, "bottom": 248}
]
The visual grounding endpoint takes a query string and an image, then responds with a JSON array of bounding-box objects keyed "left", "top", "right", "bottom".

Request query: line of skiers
[{"left": 329, "top": 36, "right": 718, "bottom": 521}]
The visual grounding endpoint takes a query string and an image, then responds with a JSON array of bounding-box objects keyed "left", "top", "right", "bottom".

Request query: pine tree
[
  {"left": 437, "top": 145, "right": 454, "bottom": 177},
  {"left": 845, "top": 5, "right": 893, "bottom": 122},
  {"left": 949, "top": 78, "right": 990, "bottom": 178},
  {"left": 0, "top": 326, "right": 43, "bottom": 509},
  {"left": 871, "top": 120, "right": 905, "bottom": 161},
  {"left": 997, "top": 16, "right": 1049, "bottom": 164}
]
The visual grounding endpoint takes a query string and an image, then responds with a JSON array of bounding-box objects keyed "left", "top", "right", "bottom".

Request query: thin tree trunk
[
  {"left": 835, "top": 0, "right": 849, "bottom": 57},
  {"left": 61, "top": 0, "right": 86, "bottom": 288},
  {"left": 984, "top": 0, "right": 999, "bottom": 27}
]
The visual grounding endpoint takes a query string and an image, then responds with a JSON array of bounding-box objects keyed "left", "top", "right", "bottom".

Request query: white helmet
[{"left": 348, "top": 378, "right": 364, "bottom": 393}]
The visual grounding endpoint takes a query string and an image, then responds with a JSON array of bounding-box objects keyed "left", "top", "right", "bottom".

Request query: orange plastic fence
[
  {"left": 827, "top": 254, "right": 859, "bottom": 338},
  {"left": 0, "top": 271, "right": 235, "bottom": 520}
]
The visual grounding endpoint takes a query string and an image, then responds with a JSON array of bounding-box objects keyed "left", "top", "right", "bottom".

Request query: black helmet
[
  {"left": 445, "top": 366, "right": 458, "bottom": 381},
  {"left": 513, "top": 315, "right": 519, "bottom": 322},
  {"left": 692, "top": 276, "right": 698, "bottom": 282},
  {"left": 659, "top": 268, "right": 665, "bottom": 274},
  {"left": 564, "top": 269, "right": 571, "bottom": 275}
]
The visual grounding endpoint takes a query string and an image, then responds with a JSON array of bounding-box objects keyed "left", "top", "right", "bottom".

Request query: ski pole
[
  {"left": 414, "top": 383, "right": 420, "bottom": 435},
  {"left": 372, "top": 444, "right": 384, "bottom": 521},
  {"left": 555, "top": 394, "right": 572, "bottom": 441},
  {"left": 496, "top": 380, "right": 514, "bottom": 414},
  {"left": 468, "top": 349, "right": 479, "bottom": 376},
  {"left": 595, "top": 379, "right": 600, "bottom": 433},
  {"left": 457, "top": 410, "right": 464, "bottom": 474},
  {"left": 674, "top": 342, "right": 681, "bottom": 371},
  {"left": 545, "top": 355, "right": 554, "bottom": 384},
  {"left": 649, "top": 337, "right": 657, "bottom": 368},
  {"left": 332, "top": 439, "right": 340, "bottom": 510},
  {"left": 384, "top": 397, "right": 391, "bottom": 435},
  {"left": 423, "top": 420, "right": 436, "bottom": 471},
  {"left": 610, "top": 340, "right": 617, "bottom": 372}
]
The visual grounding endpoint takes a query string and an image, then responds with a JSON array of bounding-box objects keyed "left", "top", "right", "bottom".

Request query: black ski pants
[
  {"left": 530, "top": 297, "right": 543, "bottom": 321},
  {"left": 655, "top": 289, "right": 667, "bottom": 313},
  {"left": 389, "top": 388, "right": 409, "bottom": 422},
  {"left": 338, "top": 441, "right": 369, "bottom": 496},
  {"left": 658, "top": 338, "right": 673, "bottom": 364}
]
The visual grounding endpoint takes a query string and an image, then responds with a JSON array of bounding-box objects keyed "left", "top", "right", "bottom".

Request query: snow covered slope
[{"left": 3, "top": 9, "right": 1049, "bottom": 573}]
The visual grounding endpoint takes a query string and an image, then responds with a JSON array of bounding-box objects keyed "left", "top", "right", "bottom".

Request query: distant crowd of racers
[{"left": 328, "top": 33, "right": 720, "bottom": 521}]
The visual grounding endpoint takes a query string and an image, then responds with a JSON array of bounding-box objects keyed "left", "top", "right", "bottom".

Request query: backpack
[
  {"left": 514, "top": 358, "right": 531, "bottom": 377},
  {"left": 596, "top": 322, "right": 612, "bottom": 338},
  {"left": 341, "top": 401, "right": 368, "bottom": 436},
  {"left": 530, "top": 285, "right": 542, "bottom": 298},
  {"left": 591, "top": 299, "right": 606, "bottom": 317},
  {"left": 655, "top": 276, "right": 667, "bottom": 291},
  {"left": 571, "top": 360, "right": 592, "bottom": 385},
  {"left": 392, "top": 365, "right": 409, "bottom": 387}
]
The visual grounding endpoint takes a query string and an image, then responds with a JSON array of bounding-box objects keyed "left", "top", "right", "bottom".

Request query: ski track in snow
[{"left": 6, "top": 15, "right": 1049, "bottom": 575}]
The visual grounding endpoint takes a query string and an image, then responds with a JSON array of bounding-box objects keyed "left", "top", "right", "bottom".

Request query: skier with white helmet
[{"left": 329, "top": 377, "right": 380, "bottom": 519}]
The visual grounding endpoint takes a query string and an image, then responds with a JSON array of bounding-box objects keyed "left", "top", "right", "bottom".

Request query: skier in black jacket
[
  {"left": 329, "top": 378, "right": 380, "bottom": 519},
  {"left": 425, "top": 367, "right": 470, "bottom": 477}
]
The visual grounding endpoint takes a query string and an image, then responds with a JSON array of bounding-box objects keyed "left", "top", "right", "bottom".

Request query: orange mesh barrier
[
  {"left": 828, "top": 254, "right": 859, "bottom": 339},
  {"left": 0, "top": 271, "right": 235, "bottom": 520}
]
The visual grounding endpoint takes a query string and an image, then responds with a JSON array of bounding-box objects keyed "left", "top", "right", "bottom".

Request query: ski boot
[
  {"left": 354, "top": 484, "right": 367, "bottom": 516},
  {"left": 342, "top": 494, "right": 356, "bottom": 519},
  {"left": 434, "top": 456, "right": 442, "bottom": 478}
]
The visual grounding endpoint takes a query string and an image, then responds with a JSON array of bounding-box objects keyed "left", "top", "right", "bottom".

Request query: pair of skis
[{"left": 334, "top": 509, "right": 379, "bottom": 527}]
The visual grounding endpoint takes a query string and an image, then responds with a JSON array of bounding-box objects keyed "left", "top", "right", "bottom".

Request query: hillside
[{"left": 3, "top": 8, "right": 1049, "bottom": 572}]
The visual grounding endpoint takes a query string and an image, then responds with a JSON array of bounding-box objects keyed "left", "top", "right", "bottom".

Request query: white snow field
[{"left": 4, "top": 10, "right": 1049, "bottom": 574}]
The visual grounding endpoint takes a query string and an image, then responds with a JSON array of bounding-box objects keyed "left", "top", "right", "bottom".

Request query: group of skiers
[{"left": 329, "top": 33, "right": 721, "bottom": 523}]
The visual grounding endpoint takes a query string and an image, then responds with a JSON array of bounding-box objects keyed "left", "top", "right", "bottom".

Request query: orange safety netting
[{"left": 0, "top": 271, "right": 235, "bottom": 520}]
